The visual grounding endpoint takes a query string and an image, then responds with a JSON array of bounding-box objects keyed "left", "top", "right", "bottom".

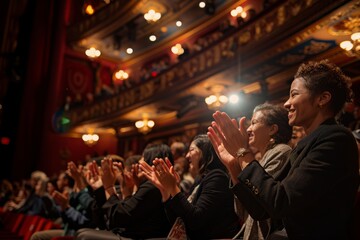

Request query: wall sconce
[
  {"left": 205, "top": 85, "right": 228, "bottom": 110},
  {"left": 171, "top": 43, "right": 184, "bottom": 55},
  {"left": 340, "top": 32, "right": 360, "bottom": 58},
  {"left": 85, "top": 47, "right": 101, "bottom": 58},
  {"left": 82, "top": 133, "right": 99, "bottom": 146},
  {"left": 135, "top": 115, "right": 155, "bottom": 134},
  {"left": 144, "top": 9, "right": 161, "bottom": 23}
]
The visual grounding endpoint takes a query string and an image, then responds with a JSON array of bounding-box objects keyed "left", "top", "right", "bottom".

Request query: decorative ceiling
[{"left": 63, "top": 0, "right": 360, "bottom": 138}]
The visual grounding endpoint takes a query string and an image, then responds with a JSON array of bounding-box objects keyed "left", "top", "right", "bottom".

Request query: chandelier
[
  {"left": 171, "top": 43, "right": 184, "bottom": 55},
  {"left": 144, "top": 9, "right": 161, "bottom": 23},
  {"left": 205, "top": 85, "right": 228, "bottom": 110},
  {"left": 85, "top": 47, "right": 101, "bottom": 58},
  {"left": 135, "top": 115, "right": 155, "bottom": 134},
  {"left": 340, "top": 32, "right": 360, "bottom": 58},
  {"left": 82, "top": 133, "right": 99, "bottom": 146},
  {"left": 114, "top": 70, "right": 129, "bottom": 81}
]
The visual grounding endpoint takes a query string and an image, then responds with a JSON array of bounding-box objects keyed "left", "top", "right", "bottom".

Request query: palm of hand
[
  {"left": 217, "top": 143, "right": 235, "bottom": 165},
  {"left": 157, "top": 171, "right": 177, "bottom": 191},
  {"left": 88, "top": 175, "right": 103, "bottom": 189}
]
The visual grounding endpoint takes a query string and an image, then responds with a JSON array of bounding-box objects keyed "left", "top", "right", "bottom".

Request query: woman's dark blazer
[
  {"left": 164, "top": 169, "right": 240, "bottom": 239},
  {"left": 232, "top": 118, "right": 359, "bottom": 240}
]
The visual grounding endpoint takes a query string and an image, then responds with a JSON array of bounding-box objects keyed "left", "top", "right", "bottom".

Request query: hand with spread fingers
[
  {"left": 85, "top": 161, "right": 103, "bottom": 190},
  {"left": 100, "top": 157, "right": 119, "bottom": 199},
  {"left": 52, "top": 190, "right": 70, "bottom": 211},
  {"left": 67, "top": 161, "right": 87, "bottom": 191},
  {"left": 113, "top": 161, "right": 135, "bottom": 199},
  {"left": 140, "top": 157, "right": 180, "bottom": 201},
  {"left": 211, "top": 111, "right": 249, "bottom": 157},
  {"left": 208, "top": 111, "right": 255, "bottom": 182}
]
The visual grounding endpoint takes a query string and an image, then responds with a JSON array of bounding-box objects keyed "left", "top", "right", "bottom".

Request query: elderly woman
[
  {"left": 140, "top": 134, "right": 240, "bottom": 239},
  {"left": 208, "top": 60, "right": 359, "bottom": 239},
  {"left": 235, "top": 103, "right": 292, "bottom": 240}
]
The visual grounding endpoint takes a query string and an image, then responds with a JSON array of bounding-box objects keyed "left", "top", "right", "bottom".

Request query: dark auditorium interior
[{"left": 0, "top": 0, "right": 360, "bottom": 180}]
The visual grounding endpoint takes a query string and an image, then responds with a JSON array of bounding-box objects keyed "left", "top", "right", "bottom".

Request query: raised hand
[
  {"left": 152, "top": 158, "right": 180, "bottom": 197},
  {"left": 208, "top": 111, "right": 255, "bottom": 182},
  {"left": 100, "top": 157, "right": 116, "bottom": 190},
  {"left": 211, "top": 111, "right": 249, "bottom": 157},
  {"left": 67, "top": 161, "right": 87, "bottom": 191},
  {"left": 131, "top": 163, "right": 145, "bottom": 188},
  {"left": 139, "top": 159, "right": 165, "bottom": 191},
  {"left": 85, "top": 161, "right": 103, "bottom": 190},
  {"left": 113, "top": 161, "right": 135, "bottom": 199},
  {"left": 52, "top": 190, "right": 70, "bottom": 211}
]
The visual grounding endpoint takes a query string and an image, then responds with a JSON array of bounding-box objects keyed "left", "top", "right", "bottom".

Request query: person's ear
[
  {"left": 269, "top": 124, "right": 278, "bottom": 136},
  {"left": 318, "top": 91, "right": 331, "bottom": 108}
]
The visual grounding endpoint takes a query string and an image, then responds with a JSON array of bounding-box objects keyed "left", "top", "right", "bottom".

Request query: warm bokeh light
[
  {"left": 144, "top": 9, "right": 161, "bottom": 22},
  {"left": 176, "top": 21, "right": 182, "bottom": 27},
  {"left": 85, "top": 47, "right": 101, "bottom": 58},
  {"left": 171, "top": 43, "right": 184, "bottom": 55},
  {"left": 149, "top": 35, "right": 157, "bottom": 41},
  {"left": 82, "top": 134, "right": 99, "bottom": 146},
  {"left": 229, "top": 94, "right": 239, "bottom": 104},
  {"left": 126, "top": 48, "right": 133, "bottom": 54},
  {"left": 85, "top": 5, "right": 95, "bottom": 15},
  {"left": 199, "top": 2, "right": 206, "bottom": 8},
  {"left": 114, "top": 70, "right": 129, "bottom": 80},
  {"left": 340, "top": 41, "right": 353, "bottom": 51}
]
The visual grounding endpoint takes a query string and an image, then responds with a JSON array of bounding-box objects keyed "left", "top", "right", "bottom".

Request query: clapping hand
[
  {"left": 67, "top": 161, "right": 87, "bottom": 191},
  {"left": 85, "top": 161, "right": 103, "bottom": 190},
  {"left": 140, "top": 157, "right": 180, "bottom": 201}
]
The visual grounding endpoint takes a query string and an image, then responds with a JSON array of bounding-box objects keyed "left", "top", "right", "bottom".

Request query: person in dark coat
[
  {"left": 141, "top": 134, "right": 241, "bottom": 239},
  {"left": 208, "top": 60, "right": 359, "bottom": 240},
  {"left": 75, "top": 144, "right": 172, "bottom": 240}
]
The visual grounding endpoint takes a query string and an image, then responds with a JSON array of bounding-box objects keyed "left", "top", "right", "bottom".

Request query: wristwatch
[{"left": 236, "top": 148, "right": 250, "bottom": 158}]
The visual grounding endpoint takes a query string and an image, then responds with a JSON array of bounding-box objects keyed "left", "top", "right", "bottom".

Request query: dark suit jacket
[
  {"left": 232, "top": 118, "right": 359, "bottom": 240},
  {"left": 165, "top": 169, "right": 240, "bottom": 239},
  {"left": 102, "top": 180, "right": 171, "bottom": 239}
]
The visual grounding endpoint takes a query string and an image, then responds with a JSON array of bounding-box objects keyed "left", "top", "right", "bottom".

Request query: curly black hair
[{"left": 294, "top": 59, "right": 353, "bottom": 115}]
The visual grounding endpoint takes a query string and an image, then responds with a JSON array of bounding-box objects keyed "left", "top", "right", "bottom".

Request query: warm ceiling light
[
  {"left": 85, "top": 47, "right": 101, "bottom": 58},
  {"left": 199, "top": 2, "right": 206, "bottom": 8},
  {"left": 85, "top": 4, "right": 95, "bottom": 15},
  {"left": 126, "top": 48, "right": 133, "bottom": 54},
  {"left": 114, "top": 70, "right": 129, "bottom": 81},
  {"left": 231, "top": 5, "right": 245, "bottom": 18},
  {"left": 149, "top": 35, "right": 157, "bottom": 41},
  {"left": 135, "top": 115, "right": 155, "bottom": 134},
  {"left": 82, "top": 133, "right": 99, "bottom": 146},
  {"left": 205, "top": 85, "right": 228, "bottom": 110},
  {"left": 144, "top": 9, "right": 161, "bottom": 23},
  {"left": 176, "top": 21, "right": 182, "bottom": 27},
  {"left": 229, "top": 94, "right": 239, "bottom": 104},
  {"left": 171, "top": 43, "right": 184, "bottom": 55},
  {"left": 340, "top": 32, "right": 360, "bottom": 58}
]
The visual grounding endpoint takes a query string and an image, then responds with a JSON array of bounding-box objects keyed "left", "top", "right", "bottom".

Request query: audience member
[
  {"left": 208, "top": 60, "right": 359, "bottom": 239},
  {"left": 31, "top": 164, "right": 96, "bottom": 240},
  {"left": 75, "top": 144, "right": 173, "bottom": 240},
  {"left": 234, "top": 103, "right": 292, "bottom": 240},
  {"left": 140, "top": 134, "right": 241, "bottom": 239}
]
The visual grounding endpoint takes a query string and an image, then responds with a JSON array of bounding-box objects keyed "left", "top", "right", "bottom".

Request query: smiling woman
[
  {"left": 140, "top": 134, "right": 241, "bottom": 239},
  {"left": 208, "top": 60, "right": 359, "bottom": 239}
]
